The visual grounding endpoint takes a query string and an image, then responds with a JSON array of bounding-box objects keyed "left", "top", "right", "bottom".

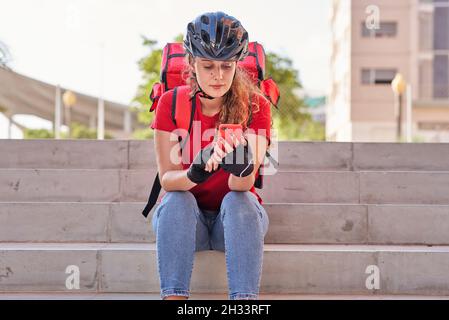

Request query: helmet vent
[
  {"left": 201, "top": 15, "right": 210, "bottom": 25},
  {"left": 201, "top": 30, "right": 210, "bottom": 43},
  {"left": 226, "top": 38, "right": 235, "bottom": 47}
]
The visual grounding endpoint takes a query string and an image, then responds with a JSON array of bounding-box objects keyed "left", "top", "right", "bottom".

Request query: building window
[
  {"left": 433, "top": 54, "right": 449, "bottom": 98},
  {"left": 361, "top": 22, "right": 398, "bottom": 38},
  {"left": 362, "top": 69, "right": 397, "bottom": 85},
  {"left": 434, "top": 6, "right": 449, "bottom": 50}
]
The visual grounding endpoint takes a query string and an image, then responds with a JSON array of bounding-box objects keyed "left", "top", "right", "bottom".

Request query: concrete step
[
  {"left": 2, "top": 169, "right": 449, "bottom": 204},
  {"left": 1, "top": 202, "right": 449, "bottom": 245},
  {"left": 1, "top": 140, "right": 449, "bottom": 172},
  {"left": 1, "top": 243, "right": 449, "bottom": 295},
  {"left": 1, "top": 292, "right": 448, "bottom": 300}
]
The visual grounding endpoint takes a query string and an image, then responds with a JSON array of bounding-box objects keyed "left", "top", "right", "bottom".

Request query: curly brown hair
[{"left": 184, "top": 54, "right": 264, "bottom": 131}]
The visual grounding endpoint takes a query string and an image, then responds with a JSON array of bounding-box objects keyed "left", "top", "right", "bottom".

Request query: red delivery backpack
[{"left": 142, "top": 41, "right": 280, "bottom": 218}]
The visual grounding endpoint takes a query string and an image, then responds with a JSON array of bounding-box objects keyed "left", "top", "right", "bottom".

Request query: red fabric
[
  {"left": 238, "top": 42, "right": 266, "bottom": 82},
  {"left": 150, "top": 90, "right": 271, "bottom": 211},
  {"left": 161, "top": 43, "right": 188, "bottom": 89},
  {"left": 261, "top": 78, "right": 280, "bottom": 107}
]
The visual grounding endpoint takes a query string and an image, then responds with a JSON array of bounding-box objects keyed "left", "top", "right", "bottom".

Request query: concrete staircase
[{"left": 1, "top": 139, "right": 449, "bottom": 299}]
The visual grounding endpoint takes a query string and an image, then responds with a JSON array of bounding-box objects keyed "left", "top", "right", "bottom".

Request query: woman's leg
[
  {"left": 151, "top": 191, "right": 211, "bottom": 300},
  {"left": 209, "top": 191, "right": 269, "bottom": 300}
]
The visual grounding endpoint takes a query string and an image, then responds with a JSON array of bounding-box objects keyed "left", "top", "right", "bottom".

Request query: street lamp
[
  {"left": 391, "top": 73, "right": 406, "bottom": 142},
  {"left": 62, "top": 90, "right": 77, "bottom": 138}
]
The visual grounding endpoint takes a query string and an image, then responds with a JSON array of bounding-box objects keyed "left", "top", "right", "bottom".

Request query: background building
[{"left": 328, "top": 0, "right": 449, "bottom": 142}]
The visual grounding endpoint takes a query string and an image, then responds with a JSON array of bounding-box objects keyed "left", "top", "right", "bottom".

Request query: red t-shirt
[{"left": 150, "top": 89, "right": 271, "bottom": 211}]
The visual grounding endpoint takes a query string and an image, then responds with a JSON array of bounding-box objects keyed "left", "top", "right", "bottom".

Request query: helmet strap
[{"left": 196, "top": 85, "right": 217, "bottom": 100}]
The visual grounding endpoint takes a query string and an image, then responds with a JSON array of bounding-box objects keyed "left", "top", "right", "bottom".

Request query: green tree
[
  {"left": 69, "top": 122, "right": 113, "bottom": 139},
  {"left": 265, "top": 53, "right": 324, "bottom": 140},
  {"left": 23, "top": 122, "right": 113, "bottom": 139},
  {"left": 23, "top": 128, "right": 55, "bottom": 139},
  {"left": 132, "top": 35, "right": 323, "bottom": 141},
  {"left": 131, "top": 37, "right": 162, "bottom": 140}
]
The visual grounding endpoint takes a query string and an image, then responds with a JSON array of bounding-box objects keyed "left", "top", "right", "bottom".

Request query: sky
[{"left": 0, "top": 0, "right": 331, "bottom": 135}]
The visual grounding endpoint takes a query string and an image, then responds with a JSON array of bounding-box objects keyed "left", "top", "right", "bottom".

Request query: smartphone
[{"left": 218, "top": 124, "right": 243, "bottom": 151}]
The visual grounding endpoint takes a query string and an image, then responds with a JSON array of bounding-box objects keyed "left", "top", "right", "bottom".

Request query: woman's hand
[{"left": 205, "top": 132, "right": 247, "bottom": 172}]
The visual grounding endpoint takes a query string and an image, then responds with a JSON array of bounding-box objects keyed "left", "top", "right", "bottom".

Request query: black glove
[
  {"left": 220, "top": 140, "right": 254, "bottom": 177},
  {"left": 187, "top": 144, "right": 220, "bottom": 184}
]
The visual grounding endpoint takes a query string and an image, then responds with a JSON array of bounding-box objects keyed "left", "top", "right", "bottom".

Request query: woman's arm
[
  {"left": 162, "top": 170, "right": 197, "bottom": 191},
  {"left": 228, "top": 132, "right": 268, "bottom": 191},
  {"left": 154, "top": 129, "right": 197, "bottom": 191},
  {"left": 228, "top": 172, "right": 255, "bottom": 191}
]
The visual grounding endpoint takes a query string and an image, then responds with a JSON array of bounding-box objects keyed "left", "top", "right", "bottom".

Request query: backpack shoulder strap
[
  {"left": 141, "top": 173, "right": 162, "bottom": 218},
  {"left": 172, "top": 85, "right": 196, "bottom": 150}
]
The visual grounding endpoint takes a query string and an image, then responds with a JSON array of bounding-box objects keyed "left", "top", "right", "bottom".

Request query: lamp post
[
  {"left": 62, "top": 90, "right": 77, "bottom": 138},
  {"left": 55, "top": 85, "right": 62, "bottom": 139},
  {"left": 391, "top": 73, "right": 406, "bottom": 142}
]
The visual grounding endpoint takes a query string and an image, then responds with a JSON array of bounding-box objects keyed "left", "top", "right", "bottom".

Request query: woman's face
[{"left": 193, "top": 58, "right": 237, "bottom": 98}]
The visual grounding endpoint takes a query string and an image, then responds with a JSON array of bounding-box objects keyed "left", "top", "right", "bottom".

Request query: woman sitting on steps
[{"left": 150, "top": 11, "right": 272, "bottom": 300}]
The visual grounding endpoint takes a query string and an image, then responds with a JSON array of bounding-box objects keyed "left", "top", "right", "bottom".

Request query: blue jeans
[{"left": 151, "top": 190, "right": 269, "bottom": 300}]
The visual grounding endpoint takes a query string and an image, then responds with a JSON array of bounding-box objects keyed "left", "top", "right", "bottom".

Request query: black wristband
[
  {"left": 221, "top": 142, "right": 254, "bottom": 177},
  {"left": 187, "top": 145, "right": 219, "bottom": 184}
]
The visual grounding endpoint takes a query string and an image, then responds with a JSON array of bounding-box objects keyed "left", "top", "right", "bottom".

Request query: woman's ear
[
  {"left": 190, "top": 61, "right": 197, "bottom": 75},
  {"left": 187, "top": 56, "right": 195, "bottom": 71}
]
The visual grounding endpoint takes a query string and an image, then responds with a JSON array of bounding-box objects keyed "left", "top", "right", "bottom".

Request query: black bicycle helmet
[{"left": 184, "top": 11, "right": 249, "bottom": 61}]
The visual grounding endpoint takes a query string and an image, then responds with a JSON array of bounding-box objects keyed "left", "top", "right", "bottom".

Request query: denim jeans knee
[
  {"left": 152, "top": 191, "right": 198, "bottom": 234},
  {"left": 220, "top": 191, "right": 269, "bottom": 237}
]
